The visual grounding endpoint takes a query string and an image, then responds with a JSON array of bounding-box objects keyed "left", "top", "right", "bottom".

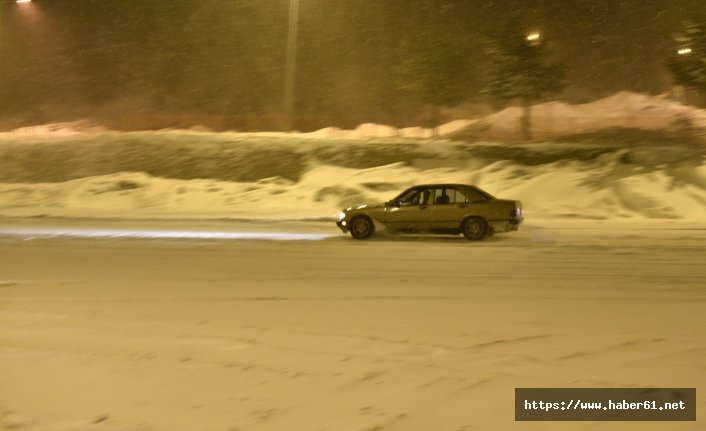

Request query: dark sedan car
[{"left": 336, "top": 184, "right": 523, "bottom": 240}]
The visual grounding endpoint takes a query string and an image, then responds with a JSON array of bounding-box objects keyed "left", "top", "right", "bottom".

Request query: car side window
[
  {"left": 396, "top": 189, "right": 421, "bottom": 206},
  {"left": 461, "top": 187, "right": 487, "bottom": 203},
  {"left": 450, "top": 188, "right": 470, "bottom": 204},
  {"left": 395, "top": 188, "right": 432, "bottom": 206},
  {"left": 433, "top": 188, "right": 469, "bottom": 205},
  {"left": 420, "top": 189, "right": 431, "bottom": 205}
]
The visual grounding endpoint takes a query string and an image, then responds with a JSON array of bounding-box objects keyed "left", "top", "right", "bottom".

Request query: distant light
[
  {"left": 678, "top": 48, "right": 692, "bottom": 55},
  {"left": 526, "top": 33, "right": 540, "bottom": 42},
  {"left": 16, "top": 0, "right": 32, "bottom": 3}
]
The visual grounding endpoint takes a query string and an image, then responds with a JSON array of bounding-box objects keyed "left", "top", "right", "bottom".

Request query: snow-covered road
[{"left": 0, "top": 218, "right": 704, "bottom": 431}]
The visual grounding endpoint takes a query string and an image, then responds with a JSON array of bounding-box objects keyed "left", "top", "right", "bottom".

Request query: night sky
[{"left": 0, "top": 0, "right": 704, "bottom": 129}]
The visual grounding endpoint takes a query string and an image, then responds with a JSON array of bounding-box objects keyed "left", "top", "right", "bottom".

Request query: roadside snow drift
[
  {"left": 0, "top": 92, "right": 704, "bottom": 221},
  {"left": 0, "top": 133, "right": 704, "bottom": 221}
]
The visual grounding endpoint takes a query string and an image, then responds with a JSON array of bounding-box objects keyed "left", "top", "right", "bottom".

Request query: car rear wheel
[
  {"left": 461, "top": 217, "right": 487, "bottom": 241},
  {"left": 349, "top": 216, "right": 374, "bottom": 239}
]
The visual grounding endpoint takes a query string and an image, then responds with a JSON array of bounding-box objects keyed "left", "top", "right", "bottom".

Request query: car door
[
  {"left": 428, "top": 187, "right": 470, "bottom": 229},
  {"left": 385, "top": 188, "right": 430, "bottom": 231}
]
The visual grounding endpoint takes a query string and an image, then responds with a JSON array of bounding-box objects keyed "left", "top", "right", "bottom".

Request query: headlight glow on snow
[{"left": 0, "top": 228, "right": 333, "bottom": 241}]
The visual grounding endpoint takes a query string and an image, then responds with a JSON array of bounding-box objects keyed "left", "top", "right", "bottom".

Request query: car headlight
[{"left": 338, "top": 211, "right": 346, "bottom": 220}]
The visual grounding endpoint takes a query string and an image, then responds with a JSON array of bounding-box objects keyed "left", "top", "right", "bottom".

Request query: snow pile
[
  {"left": 4, "top": 92, "right": 705, "bottom": 141},
  {"left": 1, "top": 120, "right": 110, "bottom": 139},
  {"left": 303, "top": 93, "right": 706, "bottom": 139},
  {"left": 308, "top": 119, "right": 475, "bottom": 139},
  {"left": 463, "top": 92, "right": 706, "bottom": 140},
  {"left": 0, "top": 144, "right": 704, "bottom": 221},
  {"left": 1, "top": 91, "right": 705, "bottom": 222}
]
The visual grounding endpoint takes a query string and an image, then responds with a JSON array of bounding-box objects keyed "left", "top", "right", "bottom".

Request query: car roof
[{"left": 410, "top": 184, "right": 476, "bottom": 189}]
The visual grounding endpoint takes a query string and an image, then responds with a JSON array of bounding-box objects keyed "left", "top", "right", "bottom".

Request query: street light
[
  {"left": 283, "top": 0, "right": 299, "bottom": 131},
  {"left": 2, "top": 0, "right": 33, "bottom": 54},
  {"left": 526, "top": 32, "right": 541, "bottom": 47},
  {"left": 678, "top": 48, "right": 692, "bottom": 55}
]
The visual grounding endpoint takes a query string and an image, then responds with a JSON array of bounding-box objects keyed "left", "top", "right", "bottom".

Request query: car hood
[{"left": 346, "top": 203, "right": 385, "bottom": 212}]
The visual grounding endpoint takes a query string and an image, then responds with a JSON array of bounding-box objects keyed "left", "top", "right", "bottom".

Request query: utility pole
[{"left": 283, "top": 0, "right": 299, "bottom": 131}]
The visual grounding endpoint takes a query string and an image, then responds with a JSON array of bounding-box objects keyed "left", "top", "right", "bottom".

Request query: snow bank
[
  {"left": 1, "top": 91, "right": 705, "bottom": 222},
  {"left": 300, "top": 93, "right": 706, "bottom": 139},
  {"left": 0, "top": 147, "right": 704, "bottom": 221},
  {"left": 1, "top": 120, "right": 110, "bottom": 138},
  {"left": 4, "top": 92, "right": 705, "bottom": 141}
]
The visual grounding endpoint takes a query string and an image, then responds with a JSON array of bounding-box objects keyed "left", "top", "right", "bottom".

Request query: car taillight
[{"left": 510, "top": 207, "right": 523, "bottom": 217}]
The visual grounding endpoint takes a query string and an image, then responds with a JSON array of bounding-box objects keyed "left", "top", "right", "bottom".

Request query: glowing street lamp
[
  {"left": 678, "top": 48, "right": 692, "bottom": 55},
  {"left": 2, "top": 0, "right": 33, "bottom": 52}
]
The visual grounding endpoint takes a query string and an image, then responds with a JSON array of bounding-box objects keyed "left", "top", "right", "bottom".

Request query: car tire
[
  {"left": 349, "top": 216, "right": 375, "bottom": 239},
  {"left": 461, "top": 217, "right": 487, "bottom": 241}
]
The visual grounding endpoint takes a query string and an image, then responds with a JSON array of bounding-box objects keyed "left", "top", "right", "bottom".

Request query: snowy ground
[{"left": 0, "top": 218, "right": 704, "bottom": 431}]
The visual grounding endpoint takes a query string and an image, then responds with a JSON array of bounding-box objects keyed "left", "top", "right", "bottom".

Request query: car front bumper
[{"left": 336, "top": 219, "right": 348, "bottom": 233}]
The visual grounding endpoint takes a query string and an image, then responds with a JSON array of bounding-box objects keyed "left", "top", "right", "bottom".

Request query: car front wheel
[
  {"left": 349, "top": 216, "right": 374, "bottom": 239},
  {"left": 461, "top": 217, "right": 487, "bottom": 241}
]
